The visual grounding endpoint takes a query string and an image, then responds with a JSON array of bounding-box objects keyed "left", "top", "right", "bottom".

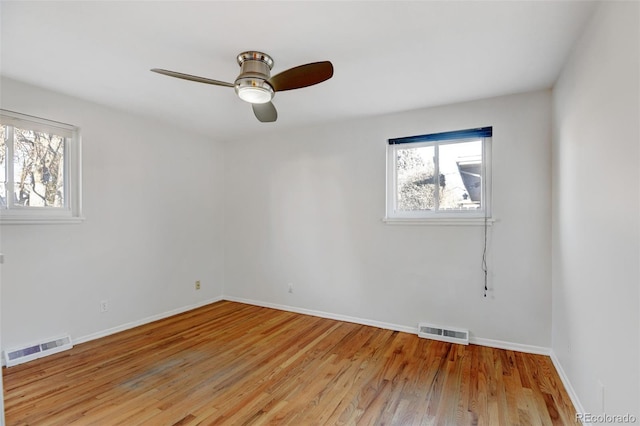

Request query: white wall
[
  {"left": 552, "top": 1, "right": 639, "bottom": 418},
  {"left": 224, "top": 90, "right": 553, "bottom": 348},
  {"left": 0, "top": 77, "right": 226, "bottom": 350}
]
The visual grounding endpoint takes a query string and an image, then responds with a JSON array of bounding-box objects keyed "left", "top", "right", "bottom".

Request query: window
[
  {"left": 385, "top": 127, "right": 492, "bottom": 223},
  {"left": 0, "top": 110, "right": 82, "bottom": 224}
]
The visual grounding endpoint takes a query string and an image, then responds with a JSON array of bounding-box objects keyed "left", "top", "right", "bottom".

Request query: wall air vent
[
  {"left": 3, "top": 335, "right": 73, "bottom": 367},
  {"left": 418, "top": 323, "right": 469, "bottom": 345}
]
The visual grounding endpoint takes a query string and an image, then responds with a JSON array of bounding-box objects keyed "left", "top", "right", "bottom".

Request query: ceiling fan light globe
[
  {"left": 235, "top": 78, "right": 274, "bottom": 104},
  {"left": 238, "top": 87, "right": 272, "bottom": 104}
]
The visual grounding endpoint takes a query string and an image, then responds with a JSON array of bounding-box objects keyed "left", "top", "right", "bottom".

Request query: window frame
[
  {"left": 0, "top": 110, "right": 83, "bottom": 224},
  {"left": 385, "top": 127, "right": 492, "bottom": 225}
]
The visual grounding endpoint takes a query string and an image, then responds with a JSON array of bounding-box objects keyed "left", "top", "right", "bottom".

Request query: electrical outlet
[
  {"left": 288, "top": 283, "right": 293, "bottom": 293},
  {"left": 195, "top": 280, "right": 201, "bottom": 290},
  {"left": 100, "top": 300, "right": 108, "bottom": 313}
]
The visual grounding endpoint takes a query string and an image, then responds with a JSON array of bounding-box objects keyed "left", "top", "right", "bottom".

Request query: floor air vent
[
  {"left": 418, "top": 323, "right": 469, "bottom": 345},
  {"left": 3, "top": 335, "right": 73, "bottom": 367}
]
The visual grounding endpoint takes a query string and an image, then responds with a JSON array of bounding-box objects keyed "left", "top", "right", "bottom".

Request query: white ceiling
[{"left": 1, "top": 1, "right": 596, "bottom": 141}]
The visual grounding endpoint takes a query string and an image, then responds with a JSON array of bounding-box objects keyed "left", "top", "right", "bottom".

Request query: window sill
[
  {"left": 1, "top": 216, "right": 85, "bottom": 225},
  {"left": 382, "top": 217, "right": 495, "bottom": 226}
]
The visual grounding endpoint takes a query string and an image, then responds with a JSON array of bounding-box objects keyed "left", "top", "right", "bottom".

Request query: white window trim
[
  {"left": 384, "top": 134, "right": 492, "bottom": 225},
  {"left": 0, "top": 110, "right": 83, "bottom": 225},
  {"left": 382, "top": 217, "right": 495, "bottom": 226}
]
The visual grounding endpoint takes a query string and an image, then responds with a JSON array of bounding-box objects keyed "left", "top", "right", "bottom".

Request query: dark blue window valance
[{"left": 388, "top": 126, "right": 492, "bottom": 145}]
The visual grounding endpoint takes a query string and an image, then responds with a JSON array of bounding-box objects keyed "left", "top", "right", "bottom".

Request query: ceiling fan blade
[
  {"left": 252, "top": 102, "right": 277, "bottom": 123},
  {"left": 268, "top": 61, "right": 333, "bottom": 92},
  {"left": 150, "top": 68, "right": 234, "bottom": 87}
]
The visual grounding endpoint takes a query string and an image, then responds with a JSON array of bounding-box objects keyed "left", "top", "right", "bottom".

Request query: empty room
[{"left": 0, "top": 1, "right": 638, "bottom": 425}]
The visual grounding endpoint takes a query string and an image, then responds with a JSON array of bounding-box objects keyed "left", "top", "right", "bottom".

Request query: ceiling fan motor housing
[
  {"left": 151, "top": 50, "right": 332, "bottom": 121},
  {"left": 234, "top": 51, "right": 275, "bottom": 103}
]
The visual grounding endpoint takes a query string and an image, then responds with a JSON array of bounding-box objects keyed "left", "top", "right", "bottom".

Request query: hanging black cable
[{"left": 482, "top": 213, "right": 488, "bottom": 297}]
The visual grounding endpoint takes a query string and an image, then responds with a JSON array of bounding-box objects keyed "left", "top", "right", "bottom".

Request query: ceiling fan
[{"left": 151, "top": 51, "right": 334, "bottom": 123}]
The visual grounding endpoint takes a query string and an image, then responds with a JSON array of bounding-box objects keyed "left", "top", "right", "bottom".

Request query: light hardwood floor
[{"left": 3, "top": 301, "right": 577, "bottom": 425}]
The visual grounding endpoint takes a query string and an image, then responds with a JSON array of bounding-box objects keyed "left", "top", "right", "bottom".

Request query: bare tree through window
[
  {"left": 1, "top": 124, "right": 65, "bottom": 208},
  {"left": 13, "top": 128, "right": 65, "bottom": 207}
]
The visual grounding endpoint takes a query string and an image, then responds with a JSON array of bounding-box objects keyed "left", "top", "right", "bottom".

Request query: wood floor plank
[{"left": 3, "top": 301, "right": 579, "bottom": 425}]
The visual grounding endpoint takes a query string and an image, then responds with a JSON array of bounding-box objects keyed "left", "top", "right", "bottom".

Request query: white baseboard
[
  {"left": 223, "top": 296, "right": 553, "bottom": 357},
  {"left": 3, "top": 296, "right": 554, "bottom": 364},
  {"left": 74, "top": 296, "right": 224, "bottom": 346},
  {"left": 550, "top": 350, "right": 588, "bottom": 425},
  {"left": 223, "top": 296, "right": 417, "bottom": 334},
  {"left": 0, "top": 297, "right": 224, "bottom": 367},
  {"left": 470, "top": 337, "right": 551, "bottom": 355}
]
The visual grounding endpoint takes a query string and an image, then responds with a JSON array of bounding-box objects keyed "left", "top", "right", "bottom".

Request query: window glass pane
[
  {"left": 396, "top": 146, "right": 436, "bottom": 211},
  {"left": 0, "top": 125, "right": 6, "bottom": 208},
  {"left": 13, "top": 128, "right": 65, "bottom": 207},
  {"left": 438, "top": 140, "right": 482, "bottom": 210}
]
